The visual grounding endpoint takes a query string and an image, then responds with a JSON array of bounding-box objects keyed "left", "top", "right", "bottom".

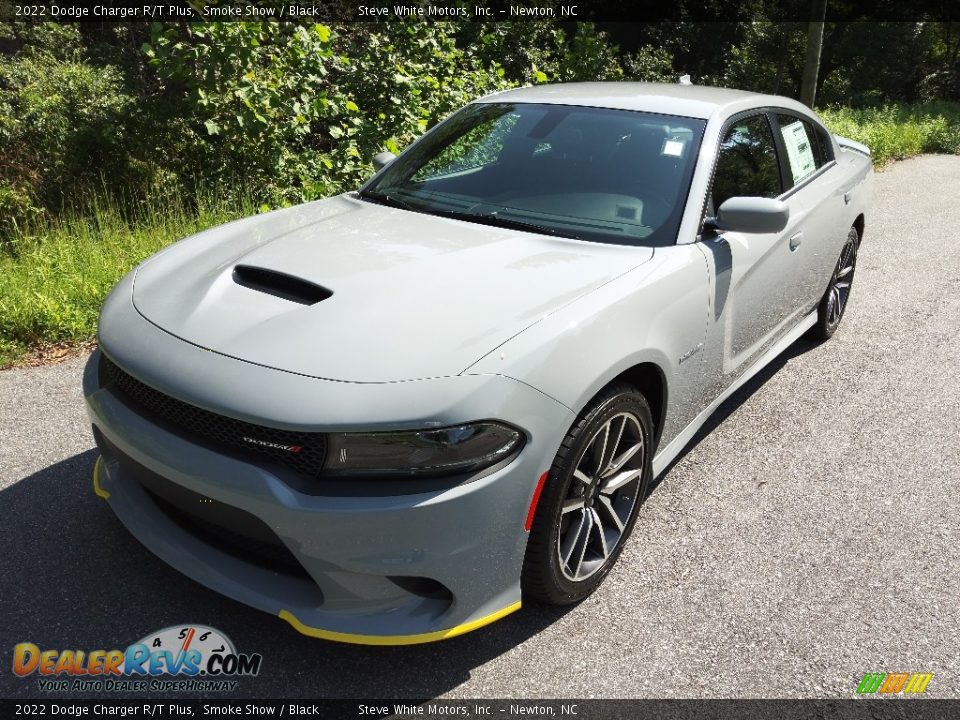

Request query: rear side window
[
  {"left": 712, "top": 115, "right": 782, "bottom": 209},
  {"left": 776, "top": 114, "right": 828, "bottom": 185}
]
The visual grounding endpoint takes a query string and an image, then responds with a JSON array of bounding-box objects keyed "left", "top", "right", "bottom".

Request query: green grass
[
  {"left": 819, "top": 101, "right": 960, "bottom": 167},
  {"left": 0, "top": 338, "right": 24, "bottom": 367},
  {"left": 2, "top": 102, "right": 959, "bottom": 368},
  {"left": 0, "top": 193, "right": 256, "bottom": 366}
]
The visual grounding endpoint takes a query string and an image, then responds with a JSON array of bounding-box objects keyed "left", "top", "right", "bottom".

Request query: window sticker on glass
[
  {"left": 662, "top": 139, "right": 685, "bottom": 157},
  {"left": 780, "top": 119, "right": 817, "bottom": 183}
]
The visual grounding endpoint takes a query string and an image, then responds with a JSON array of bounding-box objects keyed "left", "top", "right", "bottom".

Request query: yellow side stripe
[
  {"left": 279, "top": 601, "right": 522, "bottom": 646},
  {"left": 92, "top": 456, "right": 110, "bottom": 500}
]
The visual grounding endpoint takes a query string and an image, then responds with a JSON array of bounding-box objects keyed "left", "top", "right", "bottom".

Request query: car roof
[{"left": 474, "top": 82, "right": 813, "bottom": 122}]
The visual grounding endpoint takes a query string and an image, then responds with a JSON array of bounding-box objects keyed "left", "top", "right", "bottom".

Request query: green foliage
[
  {"left": 722, "top": 21, "right": 960, "bottom": 108},
  {"left": 814, "top": 23, "right": 943, "bottom": 107},
  {"left": 145, "top": 22, "right": 349, "bottom": 201},
  {"left": 145, "top": 22, "right": 511, "bottom": 203},
  {"left": 0, "top": 184, "right": 40, "bottom": 238},
  {"left": 553, "top": 23, "right": 624, "bottom": 82},
  {"left": 458, "top": 22, "right": 564, "bottom": 85},
  {"left": 723, "top": 21, "right": 807, "bottom": 96},
  {"left": 468, "top": 22, "right": 669, "bottom": 85},
  {"left": 819, "top": 103, "right": 960, "bottom": 166},
  {"left": 330, "top": 23, "right": 511, "bottom": 186},
  {"left": 0, "top": 337, "right": 23, "bottom": 368},
  {"left": 0, "top": 21, "right": 517, "bottom": 229},
  {"left": 0, "top": 25, "right": 135, "bottom": 229},
  {"left": 622, "top": 45, "right": 675, "bottom": 83}
]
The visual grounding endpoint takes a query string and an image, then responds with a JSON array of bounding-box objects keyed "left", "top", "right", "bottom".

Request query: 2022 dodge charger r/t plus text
[{"left": 85, "top": 83, "right": 873, "bottom": 644}]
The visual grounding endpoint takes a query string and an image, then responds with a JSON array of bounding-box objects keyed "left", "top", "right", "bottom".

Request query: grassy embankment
[
  {"left": 1, "top": 102, "right": 959, "bottom": 368},
  {"left": 818, "top": 102, "right": 960, "bottom": 164},
  {"left": 0, "top": 194, "right": 257, "bottom": 366}
]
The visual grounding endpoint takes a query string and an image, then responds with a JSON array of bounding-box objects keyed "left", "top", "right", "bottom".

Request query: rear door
[{"left": 770, "top": 112, "right": 849, "bottom": 313}]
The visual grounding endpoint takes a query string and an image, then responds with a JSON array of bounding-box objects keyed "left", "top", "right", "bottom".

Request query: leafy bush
[
  {"left": 330, "top": 23, "right": 511, "bottom": 184},
  {"left": 622, "top": 45, "right": 675, "bottom": 82},
  {"left": 553, "top": 23, "right": 624, "bottom": 81},
  {"left": 819, "top": 102, "right": 960, "bottom": 166},
  {"left": 0, "top": 30, "right": 135, "bottom": 227},
  {"left": 0, "top": 23, "right": 185, "bottom": 236},
  {"left": 0, "top": 184, "right": 40, "bottom": 239},
  {"left": 145, "top": 22, "right": 511, "bottom": 204}
]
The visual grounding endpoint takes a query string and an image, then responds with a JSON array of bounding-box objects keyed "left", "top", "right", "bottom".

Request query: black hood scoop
[{"left": 232, "top": 265, "right": 332, "bottom": 305}]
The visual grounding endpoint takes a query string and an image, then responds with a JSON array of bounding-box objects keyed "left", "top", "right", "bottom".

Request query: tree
[{"left": 800, "top": 0, "right": 827, "bottom": 107}]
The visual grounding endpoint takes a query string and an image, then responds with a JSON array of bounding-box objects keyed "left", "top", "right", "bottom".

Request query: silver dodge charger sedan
[{"left": 85, "top": 82, "right": 873, "bottom": 644}]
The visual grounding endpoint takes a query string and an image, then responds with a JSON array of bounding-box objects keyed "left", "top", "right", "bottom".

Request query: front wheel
[
  {"left": 810, "top": 226, "right": 859, "bottom": 340},
  {"left": 522, "top": 383, "right": 653, "bottom": 605}
]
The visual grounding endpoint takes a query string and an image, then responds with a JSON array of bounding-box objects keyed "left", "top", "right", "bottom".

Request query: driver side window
[{"left": 711, "top": 115, "right": 782, "bottom": 211}]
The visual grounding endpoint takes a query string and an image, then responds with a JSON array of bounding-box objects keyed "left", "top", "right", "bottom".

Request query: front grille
[
  {"left": 100, "top": 354, "right": 327, "bottom": 477},
  {"left": 94, "top": 420, "right": 313, "bottom": 582}
]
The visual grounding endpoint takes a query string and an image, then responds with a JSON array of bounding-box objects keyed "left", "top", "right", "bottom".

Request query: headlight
[{"left": 322, "top": 422, "right": 523, "bottom": 478}]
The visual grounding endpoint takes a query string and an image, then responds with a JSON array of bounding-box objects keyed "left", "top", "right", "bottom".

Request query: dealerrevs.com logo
[{"left": 13, "top": 625, "right": 262, "bottom": 693}]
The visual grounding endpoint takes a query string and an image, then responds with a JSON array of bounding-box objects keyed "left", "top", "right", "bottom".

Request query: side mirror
[
  {"left": 372, "top": 151, "right": 396, "bottom": 172},
  {"left": 712, "top": 197, "right": 789, "bottom": 234}
]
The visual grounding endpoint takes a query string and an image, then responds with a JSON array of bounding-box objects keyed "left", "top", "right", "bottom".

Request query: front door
[{"left": 697, "top": 112, "right": 810, "bottom": 397}]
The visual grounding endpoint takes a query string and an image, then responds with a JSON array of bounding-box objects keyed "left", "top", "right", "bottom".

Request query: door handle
[{"left": 789, "top": 233, "right": 803, "bottom": 251}]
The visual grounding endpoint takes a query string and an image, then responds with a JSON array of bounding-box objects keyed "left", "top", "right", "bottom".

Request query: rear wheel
[
  {"left": 811, "top": 226, "right": 859, "bottom": 340},
  {"left": 522, "top": 383, "right": 653, "bottom": 605}
]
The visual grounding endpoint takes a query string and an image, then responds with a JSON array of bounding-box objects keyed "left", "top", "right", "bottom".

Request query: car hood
[{"left": 132, "top": 195, "right": 654, "bottom": 382}]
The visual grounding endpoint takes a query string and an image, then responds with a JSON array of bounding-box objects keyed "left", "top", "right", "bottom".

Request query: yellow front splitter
[
  {"left": 92, "top": 456, "right": 110, "bottom": 499},
  {"left": 279, "top": 601, "right": 522, "bottom": 646}
]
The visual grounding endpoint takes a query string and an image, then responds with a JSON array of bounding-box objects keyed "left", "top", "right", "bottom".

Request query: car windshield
[{"left": 362, "top": 102, "right": 706, "bottom": 246}]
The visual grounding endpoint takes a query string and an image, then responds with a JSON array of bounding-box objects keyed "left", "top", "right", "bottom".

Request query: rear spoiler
[{"left": 835, "top": 134, "right": 871, "bottom": 157}]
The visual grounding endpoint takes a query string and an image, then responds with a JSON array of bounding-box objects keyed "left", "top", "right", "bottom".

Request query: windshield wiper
[
  {"left": 357, "top": 189, "right": 421, "bottom": 212},
  {"left": 426, "top": 208, "right": 584, "bottom": 240},
  {"left": 359, "top": 190, "right": 582, "bottom": 240}
]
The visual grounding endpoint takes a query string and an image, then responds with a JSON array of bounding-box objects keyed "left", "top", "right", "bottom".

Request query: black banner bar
[
  {"left": 1, "top": 0, "right": 958, "bottom": 23},
  {"left": 2, "top": 700, "right": 960, "bottom": 719}
]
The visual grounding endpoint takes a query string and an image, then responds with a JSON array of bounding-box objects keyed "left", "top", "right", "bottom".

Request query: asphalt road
[{"left": 1, "top": 155, "right": 958, "bottom": 701}]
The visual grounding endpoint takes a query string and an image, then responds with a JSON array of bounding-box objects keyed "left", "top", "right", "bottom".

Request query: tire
[
  {"left": 810, "top": 226, "right": 859, "bottom": 341},
  {"left": 522, "top": 383, "right": 654, "bottom": 605}
]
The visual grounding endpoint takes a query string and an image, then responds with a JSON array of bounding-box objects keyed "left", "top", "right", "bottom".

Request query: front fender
[{"left": 465, "top": 244, "right": 710, "bottom": 451}]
